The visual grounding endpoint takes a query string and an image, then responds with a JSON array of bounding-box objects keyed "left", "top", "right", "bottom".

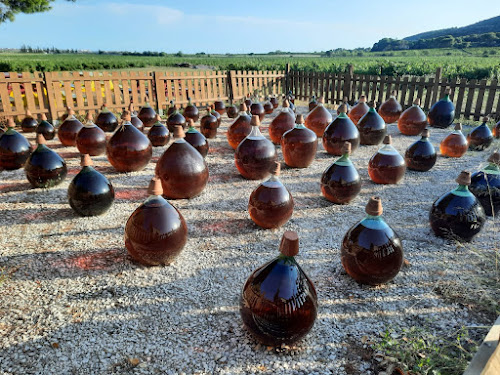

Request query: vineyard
[{"left": 1, "top": 47, "right": 500, "bottom": 80}]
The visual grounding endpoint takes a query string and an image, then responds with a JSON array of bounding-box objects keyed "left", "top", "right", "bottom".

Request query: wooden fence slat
[
  {"left": 474, "top": 79, "right": 488, "bottom": 120},
  {"left": 484, "top": 79, "right": 498, "bottom": 117},
  {"left": 464, "top": 79, "right": 477, "bottom": 118}
]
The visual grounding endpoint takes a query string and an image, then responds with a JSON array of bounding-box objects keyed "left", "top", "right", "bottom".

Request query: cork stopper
[
  {"left": 155, "top": 114, "right": 161, "bottom": 122},
  {"left": 148, "top": 177, "right": 163, "bottom": 196},
  {"left": 271, "top": 161, "right": 281, "bottom": 176},
  {"left": 67, "top": 108, "right": 75, "bottom": 116},
  {"left": 295, "top": 114, "right": 304, "bottom": 124},
  {"left": 188, "top": 119, "right": 195, "bottom": 128},
  {"left": 482, "top": 116, "right": 489, "bottom": 122},
  {"left": 121, "top": 111, "right": 131, "bottom": 122},
  {"left": 369, "top": 101, "right": 377, "bottom": 108},
  {"left": 174, "top": 125, "right": 185, "bottom": 139},
  {"left": 128, "top": 102, "right": 135, "bottom": 111},
  {"left": 366, "top": 196, "right": 383, "bottom": 216},
  {"left": 36, "top": 133, "right": 46, "bottom": 145},
  {"left": 283, "top": 99, "right": 290, "bottom": 108},
  {"left": 421, "top": 129, "right": 430, "bottom": 138},
  {"left": 239, "top": 103, "right": 247, "bottom": 112},
  {"left": 7, "top": 118, "right": 15, "bottom": 128},
  {"left": 41, "top": 113, "right": 48, "bottom": 121},
  {"left": 359, "top": 95, "right": 366, "bottom": 103},
  {"left": 454, "top": 123, "right": 462, "bottom": 131},
  {"left": 391, "top": 90, "right": 397, "bottom": 97},
  {"left": 343, "top": 96, "right": 348, "bottom": 102},
  {"left": 487, "top": 152, "right": 500, "bottom": 165},
  {"left": 413, "top": 98, "right": 421, "bottom": 106},
  {"left": 383, "top": 135, "right": 392, "bottom": 145},
  {"left": 25, "top": 109, "right": 32, "bottom": 117},
  {"left": 102, "top": 103, "right": 108, "bottom": 109},
  {"left": 341, "top": 141, "right": 351, "bottom": 155},
  {"left": 444, "top": 88, "right": 451, "bottom": 95},
  {"left": 318, "top": 96, "right": 325, "bottom": 104},
  {"left": 206, "top": 106, "right": 211, "bottom": 113},
  {"left": 456, "top": 171, "right": 471, "bottom": 186},
  {"left": 338, "top": 104, "right": 348, "bottom": 114},
  {"left": 250, "top": 115, "right": 260, "bottom": 127},
  {"left": 279, "top": 231, "right": 299, "bottom": 257},
  {"left": 80, "top": 154, "right": 93, "bottom": 167},
  {"left": 85, "top": 112, "right": 93, "bottom": 122}
]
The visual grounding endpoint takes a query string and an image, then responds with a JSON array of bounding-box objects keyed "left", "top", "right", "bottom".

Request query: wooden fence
[
  {"left": 289, "top": 67, "right": 500, "bottom": 121},
  {"left": 0, "top": 69, "right": 285, "bottom": 121}
]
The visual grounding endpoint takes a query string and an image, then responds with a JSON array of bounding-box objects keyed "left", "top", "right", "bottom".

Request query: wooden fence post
[
  {"left": 285, "top": 63, "right": 290, "bottom": 94},
  {"left": 431, "top": 67, "right": 443, "bottom": 105},
  {"left": 43, "top": 71, "right": 57, "bottom": 122},
  {"left": 343, "top": 65, "right": 354, "bottom": 101},
  {"left": 227, "top": 70, "right": 235, "bottom": 104}
]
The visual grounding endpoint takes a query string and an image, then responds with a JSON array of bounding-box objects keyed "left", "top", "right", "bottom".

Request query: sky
[{"left": 0, "top": 0, "right": 498, "bottom": 53}]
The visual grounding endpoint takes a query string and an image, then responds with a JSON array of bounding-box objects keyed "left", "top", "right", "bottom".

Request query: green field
[{"left": 1, "top": 48, "right": 500, "bottom": 80}]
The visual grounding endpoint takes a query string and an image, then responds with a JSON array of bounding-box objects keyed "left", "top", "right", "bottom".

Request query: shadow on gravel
[{"left": 0, "top": 207, "right": 76, "bottom": 225}]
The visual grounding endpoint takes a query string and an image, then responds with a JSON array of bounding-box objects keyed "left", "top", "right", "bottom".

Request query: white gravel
[{"left": 0, "top": 106, "right": 499, "bottom": 375}]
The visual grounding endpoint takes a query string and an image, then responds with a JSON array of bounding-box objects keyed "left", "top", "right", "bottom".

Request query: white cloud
[{"left": 105, "top": 3, "right": 184, "bottom": 25}]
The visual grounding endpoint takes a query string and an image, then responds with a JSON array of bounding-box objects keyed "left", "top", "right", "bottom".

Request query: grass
[
  {"left": 373, "top": 326, "right": 479, "bottom": 375},
  {"left": 1, "top": 47, "right": 500, "bottom": 79}
]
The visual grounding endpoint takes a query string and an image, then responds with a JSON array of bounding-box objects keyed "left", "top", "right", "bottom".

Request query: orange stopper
[
  {"left": 283, "top": 99, "right": 290, "bottom": 108},
  {"left": 454, "top": 123, "right": 462, "bottom": 131},
  {"left": 121, "top": 110, "right": 132, "bottom": 122},
  {"left": 456, "top": 171, "right": 471, "bottom": 186},
  {"left": 359, "top": 96, "right": 366, "bottom": 103},
  {"left": 81, "top": 154, "right": 93, "bottom": 167},
  {"left": 25, "top": 109, "right": 32, "bottom": 117},
  {"left": 148, "top": 177, "right": 163, "bottom": 196},
  {"left": 68, "top": 108, "right": 75, "bottom": 116},
  {"left": 102, "top": 103, "right": 107, "bottom": 108},
  {"left": 279, "top": 231, "right": 299, "bottom": 257},
  {"left": 421, "top": 129, "right": 430, "bottom": 138},
  {"left": 41, "top": 113, "right": 48, "bottom": 121},
  {"left": 383, "top": 135, "right": 392, "bottom": 145},
  {"left": 239, "top": 103, "right": 247, "bottom": 112},
  {"left": 206, "top": 106, "right": 211, "bottom": 113},
  {"left": 341, "top": 141, "right": 351, "bottom": 155},
  {"left": 366, "top": 196, "right": 383, "bottom": 216},
  {"left": 250, "top": 115, "right": 260, "bottom": 127},
  {"left": 370, "top": 101, "right": 377, "bottom": 108},
  {"left": 413, "top": 98, "right": 421, "bottom": 106},
  {"left": 391, "top": 90, "right": 397, "bottom": 96},
  {"left": 36, "top": 133, "right": 46, "bottom": 145},
  {"left": 295, "top": 114, "right": 304, "bottom": 124},
  {"left": 188, "top": 119, "right": 195, "bottom": 127},
  {"left": 128, "top": 102, "right": 134, "bottom": 111},
  {"left": 318, "top": 96, "right": 325, "bottom": 104},
  {"left": 487, "top": 152, "right": 500, "bottom": 165},
  {"left": 338, "top": 104, "right": 348, "bottom": 114},
  {"left": 155, "top": 114, "right": 162, "bottom": 121},
  {"left": 85, "top": 112, "right": 93, "bottom": 122},
  {"left": 7, "top": 118, "right": 15, "bottom": 128},
  {"left": 174, "top": 125, "right": 185, "bottom": 138}
]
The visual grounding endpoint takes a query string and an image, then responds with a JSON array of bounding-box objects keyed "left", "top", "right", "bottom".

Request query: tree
[{"left": 0, "top": 0, "right": 75, "bottom": 24}]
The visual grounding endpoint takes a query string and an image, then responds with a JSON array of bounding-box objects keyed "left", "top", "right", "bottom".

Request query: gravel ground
[{"left": 0, "top": 106, "right": 499, "bottom": 375}]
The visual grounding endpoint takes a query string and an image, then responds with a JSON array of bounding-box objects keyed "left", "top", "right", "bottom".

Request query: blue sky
[{"left": 0, "top": 0, "right": 497, "bottom": 53}]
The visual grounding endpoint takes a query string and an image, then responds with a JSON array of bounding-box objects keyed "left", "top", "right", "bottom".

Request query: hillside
[{"left": 404, "top": 15, "right": 500, "bottom": 41}]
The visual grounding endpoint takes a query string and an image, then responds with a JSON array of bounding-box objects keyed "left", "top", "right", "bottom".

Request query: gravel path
[{"left": 0, "top": 106, "right": 499, "bottom": 375}]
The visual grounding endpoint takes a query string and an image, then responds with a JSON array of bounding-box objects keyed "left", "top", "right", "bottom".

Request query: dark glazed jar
[
  {"left": 281, "top": 114, "right": 318, "bottom": 168},
  {"left": 368, "top": 135, "right": 406, "bottom": 184},
  {"left": 138, "top": 98, "right": 157, "bottom": 127},
  {"left": 185, "top": 119, "right": 209, "bottom": 158},
  {"left": 155, "top": 126, "right": 209, "bottom": 199},
  {"left": 21, "top": 110, "right": 38, "bottom": 133},
  {"left": 378, "top": 91, "right": 402, "bottom": 124},
  {"left": 404, "top": 129, "right": 436, "bottom": 172},
  {"left": 25, "top": 134, "right": 67, "bottom": 188},
  {"left": 321, "top": 142, "right": 361, "bottom": 204},
  {"left": 167, "top": 105, "right": 187, "bottom": 133},
  {"left": 226, "top": 104, "right": 238, "bottom": 119},
  {"left": 304, "top": 96, "right": 333, "bottom": 137},
  {"left": 36, "top": 113, "right": 56, "bottom": 140},
  {"left": 213, "top": 99, "right": 226, "bottom": 115},
  {"left": 68, "top": 154, "right": 115, "bottom": 216},
  {"left": 129, "top": 103, "right": 144, "bottom": 132},
  {"left": 428, "top": 88, "right": 455, "bottom": 129},
  {"left": 76, "top": 113, "right": 107, "bottom": 156},
  {"left": 125, "top": 177, "right": 188, "bottom": 266},
  {"left": 106, "top": 111, "right": 152, "bottom": 172},
  {"left": 58, "top": 108, "right": 84, "bottom": 147},
  {"left": 323, "top": 104, "right": 360, "bottom": 155},
  {"left": 183, "top": 97, "right": 199, "bottom": 122},
  {"left": 467, "top": 116, "right": 493, "bottom": 151},
  {"left": 341, "top": 196, "right": 404, "bottom": 285},
  {"left": 469, "top": 152, "right": 500, "bottom": 217},
  {"left": 200, "top": 107, "right": 218, "bottom": 139},
  {"left": 248, "top": 162, "right": 294, "bottom": 229},
  {"left": 227, "top": 103, "right": 252, "bottom": 150},
  {"left": 430, "top": 171, "right": 486, "bottom": 242},
  {"left": 148, "top": 115, "right": 170, "bottom": 147},
  {"left": 235, "top": 115, "right": 277, "bottom": 180},
  {"left": 348, "top": 95, "right": 369, "bottom": 125},
  {"left": 95, "top": 104, "right": 118, "bottom": 132},
  {"left": 357, "top": 102, "right": 386, "bottom": 146},
  {"left": 0, "top": 118, "right": 32, "bottom": 170},
  {"left": 240, "top": 231, "right": 317, "bottom": 346},
  {"left": 398, "top": 98, "right": 427, "bottom": 136},
  {"left": 268, "top": 100, "right": 295, "bottom": 144}
]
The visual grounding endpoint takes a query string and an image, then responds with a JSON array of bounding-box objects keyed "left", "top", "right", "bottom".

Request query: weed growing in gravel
[{"left": 373, "top": 326, "right": 478, "bottom": 375}]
